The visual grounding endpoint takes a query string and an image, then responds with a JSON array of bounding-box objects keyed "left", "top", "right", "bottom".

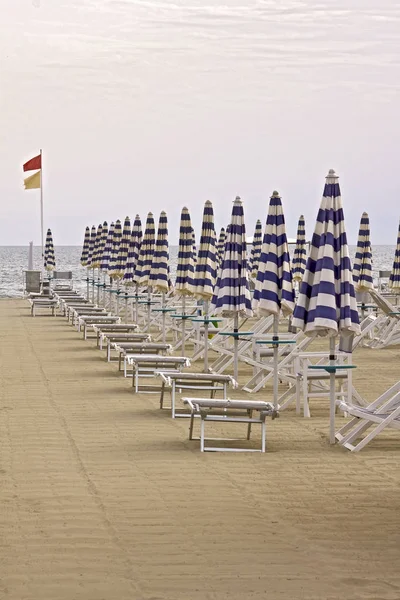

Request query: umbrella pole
[
  {"left": 147, "top": 288, "right": 151, "bottom": 332},
  {"left": 96, "top": 268, "right": 100, "bottom": 306},
  {"left": 116, "top": 281, "right": 120, "bottom": 317},
  {"left": 329, "top": 336, "right": 337, "bottom": 444},
  {"left": 124, "top": 290, "right": 128, "bottom": 323},
  {"left": 273, "top": 313, "right": 279, "bottom": 410},
  {"left": 182, "top": 295, "right": 186, "bottom": 356},
  {"left": 204, "top": 299, "right": 209, "bottom": 372},
  {"left": 135, "top": 283, "right": 139, "bottom": 324},
  {"left": 91, "top": 268, "right": 95, "bottom": 303},
  {"left": 233, "top": 313, "right": 239, "bottom": 382},
  {"left": 162, "top": 292, "right": 166, "bottom": 344},
  {"left": 109, "top": 279, "right": 113, "bottom": 313},
  {"left": 86, "top": 268, "right": 90, "bottom": 300}
]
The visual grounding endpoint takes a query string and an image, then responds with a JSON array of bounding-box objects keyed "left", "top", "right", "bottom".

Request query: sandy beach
[{"left": 1, "top": 298, "right": 400, "bottom": 599}]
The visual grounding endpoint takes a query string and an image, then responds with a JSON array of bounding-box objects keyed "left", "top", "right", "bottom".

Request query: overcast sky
[{"left": 0, "top": 0, "right": 399, "bottom": 246}]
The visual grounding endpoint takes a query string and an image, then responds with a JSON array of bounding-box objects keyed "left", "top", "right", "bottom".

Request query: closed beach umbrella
[
  {"left": 252, "top": 191, "right": 295, "bottom": 407},
  {"left": 211, "top": 196, "right": 252, "bottom": 381},
  {"left": 175, "top": 207, "right": 195, "bottom": 296},
  {"left": 44, "top": 228, "right": 55, "bottom": 271},
  {"left": 292, "top": 169, "right": 360, "bottom": 442},
  {"left": 90, "top": 224, "right": 103, "bottom": 270},
  {"left": 113, "top": 216, "right": 131, "bottom": 281},
  {"left": 108, "top": 220, "right": 122, "bottom": 280},
  {"left": 389, "top": 220, "right": 400, "bottom": 293},
  {"left": 292, "top": 215, "right": 307, "bottom": 283},
  {"left": 94, "top": 221, "right": 108, "bottom": 304},
  {"left": 123, "top": 214, "right": 142, "bottom": 286},
  {"left": 194, "top": 201, "right": 217, "bottom": 300},
  {"left": 192, "top": 228, "right": 197, "bottom": 265},
  {"left": 100, "top": 222, "right": 114, "bottom": 274},
  {"left": 149, "top": 211, "right": 170, "bottom": 340},
  {"left": 193, "top": 201, "right": 217, "bottom": 370},
  {"left": 175, "top": 207, "right": 196, "bottom": 354},
  {"left": 86, "top": 225, "right": 97, "bottom": 268},
  {"left": 249, "top": 219, "right": 262, "bottom": 279},
  {"left": 134, "top": 212, "right": 155, "bottom": 288},
  {"left": 150, "top": 211, "right": 169, "bottom": 294},
  {"left": 80, "top": 226, "right": 90, "bottom": 267},
  {"left": 353, "top": 212, "right": 373, "bottom": 292},
  {"left": 217, "top": 227, "right": 226, "bottom": 267}
]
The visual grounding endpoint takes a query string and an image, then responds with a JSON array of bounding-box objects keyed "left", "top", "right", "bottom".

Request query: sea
[{"left": 1, "top": 245, "right": 396, "bottom": 298}]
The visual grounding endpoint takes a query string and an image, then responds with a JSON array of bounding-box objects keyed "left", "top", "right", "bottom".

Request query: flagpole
[{"left": 40, "top": 148, "right": 44, "bottom": 258}]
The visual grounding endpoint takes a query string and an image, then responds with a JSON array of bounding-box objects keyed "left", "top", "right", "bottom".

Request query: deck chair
[
  {"left": 53, "top": 271, "right": 73, "bottom": 291},
  {"left": 335, "top": 381, "right": 400, "bottom": 451},
  {"left": 366, "top": 290, "right": 400, "bottom": 348}
]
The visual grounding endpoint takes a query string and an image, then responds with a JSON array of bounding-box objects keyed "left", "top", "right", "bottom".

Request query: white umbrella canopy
[
  {"left": 389, "top": 220, "right": 400, "bottom": 293},
  {"left": 353, "top": 212, "right": 373, "bottom": 292}
]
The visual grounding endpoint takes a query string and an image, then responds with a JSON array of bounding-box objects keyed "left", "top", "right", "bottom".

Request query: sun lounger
[
  {"left": 78, "top": 315, "right": 121, "bottom": 337},
  {"left": 92, "top": 323, "right": 139, "bottom": 347},
  {"left": 112, "top": 342, "right": 171, "bottom": 373},
  {"left": 99, "top": 332, "right": 151, "bottom": 354},
  {"left": 30, "top": 298, "right": 58, "bottom": 317},
  {"left": 183, "top": 397, "right": 278, "bottom": 452},
  {"left": 157, "top": 372, "right": 237, "bottom": 418},
  {"left": 127, "top": 355, "right": 191, "bottom": 393}
]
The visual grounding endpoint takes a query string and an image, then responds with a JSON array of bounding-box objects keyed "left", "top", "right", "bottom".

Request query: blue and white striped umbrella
[
  {"left": 44, "top": 228, "right": 55, "bottom": 271},
  {"left": 292, "top": 170, "right": 360, "bottom": 443},
  {"left": 292, "top": 215, "right": 307, "bottom": 283},
  {"left": 90, "top": 223, "right": 103, "bottom": 269},
  {"left": 194, "top": 200, "right": 217, "bottom": 300},
  {"left": 112, "top": 216, "right": 131, "bottom": 280},
  {"left": 292, "top": 170, "right": 360, "bottom": 337},
  {"left": 210, "top": 196, "right": 252, "bottom": 318},
  {"left": 80, "top": 227, "right": 90, "bottom": 267},
  {"left": 100, "top": 222, "right": 114, "bottom": 273},
  {"left": 353, "top": 212, "right": 373, "bottom": 292},
  {"left": 123, "top": 214, "right": 142, "bottom": 286},
  {"left": 149, "top": 211, "right": 169, "bottom": 293},
  {"left": 175, "top": 207, "right": 196, "bottom": 296},
  {"left": 86, "top": 225, "right": 97, "bottom": 268},
  {"left": 134, "top": 212, "right": 155, "bottom": 287},
  {"left": 216, "top": 227, "right": 226, "bottom": 267},
  {"left": 389, "top": 219, "right": 400, "bottom": 292},
  {"left": 192, "top": 228, "right": 197, "bottom": 265},
  {"left": 249, "top": 219, "right": 262, "bottom": 279},
  {"left": 99, "top": 221, "right": 108, "bottom": 262},
  {"left": 108, "top": 220, "right": 122, "bottom": 279},
  {"left": 253, "top": 192, "right": 295, "bottom": 317}
]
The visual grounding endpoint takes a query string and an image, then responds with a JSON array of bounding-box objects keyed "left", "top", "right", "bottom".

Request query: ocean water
[
  {"left": 1, "top": 245, "right": 396, "bottom": 298},
  {"left": 0, "top": 246, "right": 395, "bottom": 298}
]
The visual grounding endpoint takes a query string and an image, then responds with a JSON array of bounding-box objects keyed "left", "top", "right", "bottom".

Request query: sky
[{"left": 0, "top": 0, "right": 399, "bottom": 246}]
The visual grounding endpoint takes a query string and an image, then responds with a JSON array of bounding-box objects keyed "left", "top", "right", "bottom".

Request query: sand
[{"left": 1, "top": 299, "right": 400, "bottom": 600}]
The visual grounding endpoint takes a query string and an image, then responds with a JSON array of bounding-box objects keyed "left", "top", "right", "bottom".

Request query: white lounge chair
[{"left": 335, "top": 381, "right": 400, "bottom": 451}]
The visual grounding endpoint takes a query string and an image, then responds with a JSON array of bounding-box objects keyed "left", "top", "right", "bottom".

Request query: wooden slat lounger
[
  {"left": 183, "top": 398, "right": 278, "bottom": 452},
  {"left": 127, "top": 355, "right": 191, "bottom": 393},
  {"left": 157, "top": 372, "right": 237, "bottom": 418}
]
